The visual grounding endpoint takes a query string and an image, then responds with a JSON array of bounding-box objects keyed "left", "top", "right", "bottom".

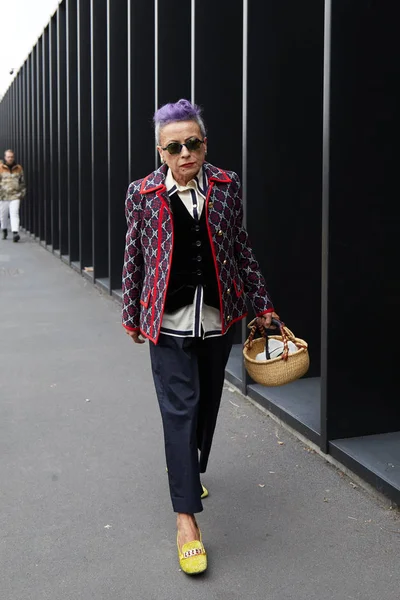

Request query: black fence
[{"left": 0, "top": 0, "right": 398, "bottom": 505}]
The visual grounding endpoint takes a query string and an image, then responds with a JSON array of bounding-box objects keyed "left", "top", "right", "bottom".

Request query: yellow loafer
[
  {"left": 201, "top": 484, "right": 209, "bottom": 499},
  {"left": 177, "top": 528, "right": 207, "bottom": 575}
]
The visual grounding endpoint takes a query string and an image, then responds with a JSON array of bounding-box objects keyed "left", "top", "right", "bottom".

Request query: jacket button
[
  {"left": 227, "top": 288, "right": 231, "bottom": 294},
  {"left": 217, "top": 230, "right": 223, "bottom": 236},
  {"left": 227, "top": 315, "right": 231, "bottom": 321},
  {"left": 208, "top": 202, "right": 214, "bottom": 209},
  {"left": 223, "top": 259, "right": 227, "bottom": 265}
]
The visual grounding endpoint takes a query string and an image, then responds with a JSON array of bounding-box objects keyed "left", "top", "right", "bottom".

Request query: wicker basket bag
[{"left": 243, "top": 318, "right": 309, "bottom": 386}]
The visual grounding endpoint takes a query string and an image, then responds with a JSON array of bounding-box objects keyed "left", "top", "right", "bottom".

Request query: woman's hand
[
  {"left": 256, "top": 311, "right": 280, "bottom": 330},
  {"left": 125, "top": 329, "right": 145, "bottom": 344}
]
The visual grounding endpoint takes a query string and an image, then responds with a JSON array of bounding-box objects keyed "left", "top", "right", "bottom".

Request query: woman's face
[{"left": 158, "top": 120, "right": 207, "bottom": 185}]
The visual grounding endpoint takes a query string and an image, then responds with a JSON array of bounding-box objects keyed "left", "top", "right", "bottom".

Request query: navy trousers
[{"left": 149, "top": 328, "right": 234, "bottom": 514}]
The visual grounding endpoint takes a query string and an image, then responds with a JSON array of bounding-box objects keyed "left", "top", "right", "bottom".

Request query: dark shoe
[
  {"left": 2, "top": 229, "right": 7, "bottom": 240},
  {"left": 13, "top": 232, "right": 20, "bottom": 243}
]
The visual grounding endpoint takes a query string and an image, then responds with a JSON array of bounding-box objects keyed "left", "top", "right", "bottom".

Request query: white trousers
[{"left": 0, "top": 199, "right": 20, "bottom": 232}]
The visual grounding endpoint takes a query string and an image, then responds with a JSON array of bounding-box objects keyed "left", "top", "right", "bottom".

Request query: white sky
[{"left": 0, "top": 0, "right": 61, "bottom": 98}]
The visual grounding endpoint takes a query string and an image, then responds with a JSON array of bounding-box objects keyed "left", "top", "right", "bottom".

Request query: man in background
[{"left": 0, "top": 149, "right": 26, "bottom": 242}]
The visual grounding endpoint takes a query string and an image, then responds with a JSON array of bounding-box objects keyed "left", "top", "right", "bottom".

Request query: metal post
[
  {"left": 320, "top": 0, "right": 332, "bottom": 454},
  {"left": 50, "top": 14, "right": 59, "bottom": 251},
  {"left": 77, "top": 0, "right": 92, "bottom": 270},
  {"left": 91, "top": 0, "right": 109, "bottom": 282},
  {"left": 57, "top": 2, "right": 69, "bottom": 256}
]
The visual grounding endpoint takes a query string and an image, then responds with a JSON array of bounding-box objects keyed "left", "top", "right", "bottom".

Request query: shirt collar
[{"left": 166, "top": 167, "right": 207, "bottom": 198}]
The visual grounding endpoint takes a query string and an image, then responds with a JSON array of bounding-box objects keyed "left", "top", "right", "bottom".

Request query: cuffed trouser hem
[{"left": 171, "top": 496, "right": 203, "bottom": 514}]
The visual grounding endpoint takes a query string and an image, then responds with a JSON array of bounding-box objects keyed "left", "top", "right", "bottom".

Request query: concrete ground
[{"left": 1, "top": 234, "right": 399, "bottom": 600}]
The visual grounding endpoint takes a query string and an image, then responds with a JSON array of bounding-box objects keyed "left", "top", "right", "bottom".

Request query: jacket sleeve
[
  {"left": 19, "top": 168, "right": 26, "bottom": 199},
  {"left": 232, "top": 172, "right": 274, "bottom": 316},
  {"left": 121, "top": 182, "right": 144, "bottom": 331}
]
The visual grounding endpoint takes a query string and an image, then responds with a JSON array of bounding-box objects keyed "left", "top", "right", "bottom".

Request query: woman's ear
[{"left": 157, "top": 147, "right": 164, "bottom": 163}]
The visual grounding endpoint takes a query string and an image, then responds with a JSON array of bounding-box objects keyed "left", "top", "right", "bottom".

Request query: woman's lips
[{"left": 181, "top": 162, "right": 196, "bottom": 168}]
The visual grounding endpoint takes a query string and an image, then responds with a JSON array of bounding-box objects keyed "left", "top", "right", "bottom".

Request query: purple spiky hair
[{"left": 153, "top": 98, "right": 206, "bottom": 143}]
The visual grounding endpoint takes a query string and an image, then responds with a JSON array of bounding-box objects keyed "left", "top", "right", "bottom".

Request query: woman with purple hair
[{"left": 122, "top": 99, "right": 275, "bottom": 574}]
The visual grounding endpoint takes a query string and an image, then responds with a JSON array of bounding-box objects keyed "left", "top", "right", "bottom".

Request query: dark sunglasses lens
[
  {"left": 186, "top": 138, "right": 202, "bottom": 151},
  {"left": 166, "top": 142, "right": 181, "bottom": 155}
]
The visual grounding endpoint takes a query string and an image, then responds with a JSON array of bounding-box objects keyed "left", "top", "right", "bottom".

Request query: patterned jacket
[
  {"left": 122, "top": 162, "right": 273, "bottom": 343},
  {"left": 0, "top": 162, "right": 26, "bottom": 201}
]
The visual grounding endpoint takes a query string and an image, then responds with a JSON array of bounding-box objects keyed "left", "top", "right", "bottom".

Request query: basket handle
[{"left": 245, "top": 317, "right": 306, "bottom": 361}]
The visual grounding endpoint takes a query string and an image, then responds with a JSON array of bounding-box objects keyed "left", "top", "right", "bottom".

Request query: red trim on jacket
[
  {"left": 123, "top": 324, "right": 140, "bottom": 332},
  {"left": 257, "top": 308, "right": 274, "bottom": 316},
  {"left": 228, "top": 311, "right": 248, "bottom": 329},
  {"left": 140, "top": 175, "right": 164, "bottom": 195},
  {"left": 233, "top": 279, "right": 244, "bottom": 297},
  {"left": 154, "top": 190, "right": 174, "bottom": 344},
  {"left": 209, "top": 170, "right": 231, "bottom": 184},
  {"left": 140, "top": 290, "right": 151, "bottom": 309},
  {"left": 204, "top": 181, "right": 226, "bottom": 332},
  {"left": 150, "top": 204, "right": 165, "bottom": 338}
]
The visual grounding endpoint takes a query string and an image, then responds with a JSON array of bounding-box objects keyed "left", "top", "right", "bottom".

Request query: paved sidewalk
[{"left": 1, "top": 235, "right": 399, "bottom": 600}]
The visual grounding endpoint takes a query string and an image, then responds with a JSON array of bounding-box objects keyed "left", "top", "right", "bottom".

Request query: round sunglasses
[{"left": 161, "top": 137, "right": 205, "bottom": 155}]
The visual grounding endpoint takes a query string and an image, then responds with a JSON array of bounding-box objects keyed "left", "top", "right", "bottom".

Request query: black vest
[{"left": 164, "top": 192, "right": 220, "bottom": 313}]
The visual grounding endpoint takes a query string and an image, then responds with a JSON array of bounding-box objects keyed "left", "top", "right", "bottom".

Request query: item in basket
[{"left": 255, "top": 339, "right": 298, "bottom": 361}]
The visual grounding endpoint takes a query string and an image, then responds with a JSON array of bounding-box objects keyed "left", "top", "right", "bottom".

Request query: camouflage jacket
[
  {"left": 122, "top": 162, "right": 274, "bottom": 343},
  {"left": 0, "top": 163, "right": 26, "bottom": 201}
]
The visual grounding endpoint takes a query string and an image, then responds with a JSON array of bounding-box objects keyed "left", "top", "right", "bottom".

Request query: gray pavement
[{"left": 1, "top": 234, "right": 399, "bottom": 600}]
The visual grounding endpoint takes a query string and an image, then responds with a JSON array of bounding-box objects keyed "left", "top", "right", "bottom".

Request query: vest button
[
  {"left": 196, "top": 240, "right": 202, "bottom": 247},
  {"left": 196, "top": 269, "right": 202, "bottom": 276},
  {"left": 196, "top": 255, "right": 202, "bottom": 262}
]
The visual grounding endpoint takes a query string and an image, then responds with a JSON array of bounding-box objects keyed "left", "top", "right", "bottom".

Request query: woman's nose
[{"left": 180, "top": 144, "right": 191, "bottom": 157}]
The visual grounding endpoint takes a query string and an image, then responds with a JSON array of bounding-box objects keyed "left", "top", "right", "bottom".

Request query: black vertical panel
[
  {"left": 12, "top": 74, "right": 18, "bottom": 163},
  {"left": 10, "top": 79, "right": 14, "bottom": 151},
  {"left": 57, "top": 3, "right": 69, "bottom": 256},
  {"left": 91, "top": 0, "right": 108, "bottom": 279},
  {"left": 19, "top": 67, "right": 25, "bottom": 228},
  {"left": 195, "top": 0, "right": 243, "bottom": 176},
  {"left": 107, "top": 0, "right": 129, "bottom": 291},
  {"left": 20, "top": 69, "right": 24, "bottom": 167},
  {"left": 77, "top": 0, "right": 92, "bottom": 269},
  {"left": 195, "top": 0, "right": 243, "bottom": 348},
  {"left": 6, "top": 90, "right": 10, "bottom": 147},
  {"left": 23, "top": 62, "right": 30, "bottom": 232},
  {"left": 157, "top": 0, "right": 191, "bottom": 108},
  {"left": 43, "top": 26, "right": 52, "bottom": 246},
  {"left": 36, "top": 37, "right": 44, "bottom": 241},
  {"left": 246, "top": 1, "right": 324, "bottom": 377},
  {"left": 326, "top": 3, "right": 399, "bottom": 440},
  {"left": 9, "top": 79, "right": 14, "bottom": 151},
  {"left": 127, "top": 0, "right": 155, "bottom": 183},
  {"left": 49, "top": 14, "right": 59, "bottom": 251},
  {"left": 26, "top": 54, "right": 33, "bottom": 234},
  {"left": 31, "top": 46, "right": 39, "bottom": 238},
  {"left": 66, "top": 0, "right": 79, "bottom": 262},
  {"left": 12, "top": 74, "right": 17, "bottom": 156}
]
